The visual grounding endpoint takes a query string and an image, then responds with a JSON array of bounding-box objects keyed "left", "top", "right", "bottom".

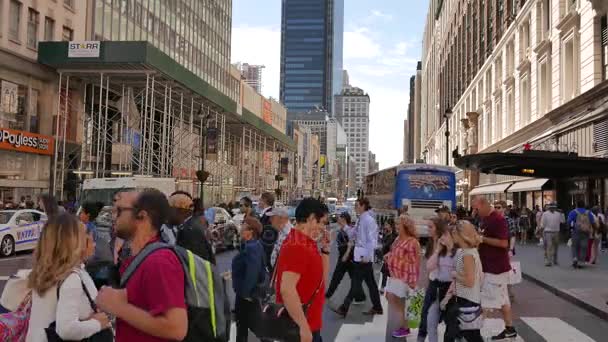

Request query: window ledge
[
  {"left": 517, "top": 58, "right": 531, "bottom": 73},
  {"left": 534, "top": 39, "right": 552, "bottom": 56},
  {"left": 557, "top": 10, "right": 580, "bottom": 35},
  {"left": 8, "top": 38, "right": 22, "bottom": 45}
]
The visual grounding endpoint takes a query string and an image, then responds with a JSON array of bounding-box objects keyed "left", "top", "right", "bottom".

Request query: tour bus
[{"left": 365, "top": 163, "right": 456, "bottom": 242}]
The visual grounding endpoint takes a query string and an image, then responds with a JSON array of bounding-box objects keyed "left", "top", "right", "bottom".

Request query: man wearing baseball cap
[
  {"left": 167, "top": 192, "right": 216, "bottom": 264},
  {"left": 268, "top": 206, "right": 293, "bottom": 269},
  {"left": 435, "top": 205, "right": 451, "bottom": 223}
]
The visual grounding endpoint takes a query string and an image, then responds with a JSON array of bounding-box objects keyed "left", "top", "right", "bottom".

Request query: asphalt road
[{"left": 1, "top": 242, "right": 607, "bottom": 341}]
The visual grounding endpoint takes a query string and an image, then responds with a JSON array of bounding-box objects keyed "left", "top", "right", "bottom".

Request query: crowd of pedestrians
[{"left": 6, "top": 188, "right": 608, "bottom": 342}]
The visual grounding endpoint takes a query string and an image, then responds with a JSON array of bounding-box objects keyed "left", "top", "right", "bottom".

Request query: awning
[
  {"left": 507, "top": 179, "right": 549, "bottom": 193},
  {"left": 455, "top": 151, "right": 608, "bottom": 178},
  {"left": 469, "top": 182, "right": 513, "bottom": 195}
]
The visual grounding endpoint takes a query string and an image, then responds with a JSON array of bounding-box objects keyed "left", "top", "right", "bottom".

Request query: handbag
[
  {"left": 45, "top": 274, "right": 113, "bottom": 342},
  {"left": 0, "top": 292, "right": 31, "bottom": 342},
  {"left": 252, "top": 250, "right": 323, "bottom": 342},
  {"left": 456, "top": 301, "right": 483, "bottom": 331}
]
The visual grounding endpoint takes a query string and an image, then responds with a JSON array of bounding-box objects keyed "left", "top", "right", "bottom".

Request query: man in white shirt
[
  {"left": 269, "top": 207, "right": 293, "bottom": 268},
  {"left": 331, "top": 198, "right": 383, "bottom": 317},
  {"left": 540, "top": 203, "right": 565, "bottom": 266}
]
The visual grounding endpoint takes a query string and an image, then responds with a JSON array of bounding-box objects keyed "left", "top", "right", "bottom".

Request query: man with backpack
[
  {"left": 167, "top": 192, "right": 216, "bottom": 264},
  {"left": 567, "top": 200, "right": 596, "bottom": 269},
  {"left": 96, "top": 189, "right": 188, "bottom": 342}
]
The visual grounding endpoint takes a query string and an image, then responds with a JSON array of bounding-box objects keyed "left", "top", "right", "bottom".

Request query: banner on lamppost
[
  {"left": 206, "top": 127, "right": 218, "bottom": 160},
  {"left": 280, "top": 157, "right": 289, "bottom": 176}
]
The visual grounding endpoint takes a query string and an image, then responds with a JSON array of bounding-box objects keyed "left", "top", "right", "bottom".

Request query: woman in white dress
[{"left": 26, "top": 213, "right": 111, "bottom": 342}]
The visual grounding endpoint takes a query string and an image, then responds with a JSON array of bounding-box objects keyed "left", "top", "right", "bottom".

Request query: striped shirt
[{"left": 386, "top": 237, "right": 420, "bottom": 286}]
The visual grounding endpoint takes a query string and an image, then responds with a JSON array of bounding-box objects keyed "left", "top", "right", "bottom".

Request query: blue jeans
[
  {"left": 571, "top": 230, "right": 589, "bottom": 264},
  {"left": 417, "top": 284, "right": 435, "bottom": 338},
  {"left": 313, "top": 331, "right": 322, "bottom": 342}
]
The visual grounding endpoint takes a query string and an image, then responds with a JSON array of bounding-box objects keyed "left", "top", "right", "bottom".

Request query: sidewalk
[{"left": 514, "top": 242, "right": 608, "bottom": 321}]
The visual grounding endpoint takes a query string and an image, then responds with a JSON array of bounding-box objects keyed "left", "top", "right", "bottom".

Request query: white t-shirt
[
  {"left": 26, "top": 267, "right": 102, "bottom": 342},
  {"left": 541, "top": 211, "right": 565, "bottom": 232}
]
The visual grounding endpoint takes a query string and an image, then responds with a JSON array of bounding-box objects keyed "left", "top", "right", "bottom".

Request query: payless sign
[
  {"left": 0, "top": 128, "right": 54, "bottom": 156},
  {"left": 68, "top": 41, "right": 100, "bottom": 58}
]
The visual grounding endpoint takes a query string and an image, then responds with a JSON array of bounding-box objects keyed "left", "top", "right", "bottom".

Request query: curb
[{"left": 522, "top": 272, "right": 608, "bottom": 321}]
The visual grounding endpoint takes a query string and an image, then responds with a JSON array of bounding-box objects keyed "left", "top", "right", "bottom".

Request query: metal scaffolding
[{"left": 51, "top": 70, "right": 294, "bottom": 204}]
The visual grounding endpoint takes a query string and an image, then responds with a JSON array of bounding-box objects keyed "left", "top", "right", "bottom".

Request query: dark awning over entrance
[{"left": 454, "top": 151, "right": 608, "bottom": 178}]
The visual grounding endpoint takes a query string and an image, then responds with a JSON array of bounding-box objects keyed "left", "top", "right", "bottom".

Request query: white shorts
[
  {"left": 481, "top": 272, "right": 511, "bottom": 309},
  {"left": 385, "top": 277, "right": 411, "bottom": 298}
]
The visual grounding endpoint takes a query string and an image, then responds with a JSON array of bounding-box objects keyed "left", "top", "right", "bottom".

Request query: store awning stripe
[
  {"left": 469, "top": 182, "right": 513, "bottom": 195},
  {"left": 507, "top": 179, "right": 549, "bottom": 193}
]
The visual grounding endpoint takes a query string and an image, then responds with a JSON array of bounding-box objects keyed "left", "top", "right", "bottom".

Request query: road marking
[
  {"left": 521, "top": 317, "right": 595, "bottom": 342},
  {"left": 0, "top": 255, "right": 32, "bottom": 263}
]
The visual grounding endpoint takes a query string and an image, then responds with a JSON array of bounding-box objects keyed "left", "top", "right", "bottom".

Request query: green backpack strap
[{"left": 119, "top": 242, "right": 172, "bottom": 288}]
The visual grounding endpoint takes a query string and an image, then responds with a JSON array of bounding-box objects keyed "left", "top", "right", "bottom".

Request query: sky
[{"left": 231, "top": 0, "right": 429, "bottom": 169}]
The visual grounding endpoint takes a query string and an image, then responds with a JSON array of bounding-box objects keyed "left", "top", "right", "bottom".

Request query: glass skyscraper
[{"left": 280, "top": 0, "right": 344, "bottom": 114}]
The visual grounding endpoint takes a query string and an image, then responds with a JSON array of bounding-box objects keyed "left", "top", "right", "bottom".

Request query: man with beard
[
  {"left": 167, "top": 193, "right": 216, "bottom": 264},
  {"left": 96, "top": 189, "right": 187, "bottom": 342}
]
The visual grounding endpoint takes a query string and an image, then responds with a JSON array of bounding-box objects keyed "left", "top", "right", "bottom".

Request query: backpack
[
  {"left": 0, "top": 293, "right": 31, "bottom": 342},
  {"left": 575, "top": 210, "right": 592, "bottom": 233},
  {"left": 120, "top": 243, "right": 231, "bottom": 342}
]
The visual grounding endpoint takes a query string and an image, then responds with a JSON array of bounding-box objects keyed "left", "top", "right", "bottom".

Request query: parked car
[
  {"left": 0, "top": 209, "right": 47, "bottom": 257},
  {"left": 208, "top": 207, "right": 240, "bottom": 251}
]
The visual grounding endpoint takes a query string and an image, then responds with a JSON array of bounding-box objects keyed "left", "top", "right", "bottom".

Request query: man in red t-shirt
[
  {"left": 96, "top": 190, "right": 188, "bottom": 342},
  {"left": 275, "top": 198, "right": 330, "bottom": 342},
  {"left": 473, "top": 196, "right": 517, "bottom": 341}
]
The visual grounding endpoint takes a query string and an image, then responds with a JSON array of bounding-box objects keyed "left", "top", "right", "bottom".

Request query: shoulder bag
[
  {"left": 252, "top": 250, "right": 323, "bottom": 342},
  {"left": 45, "top": 273, "right": 113, "bottom": 342}
]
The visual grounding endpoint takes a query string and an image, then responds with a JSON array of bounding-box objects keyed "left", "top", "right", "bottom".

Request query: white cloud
[
  {"left": 393, "top": 41, "right": 409, "bottom": 56},
  {"left": 370, "top": 10, "right": 393, "bottom": 21},
  {"left": 344, "top": 28, "right": 382, "bottom": 59},
  {"left": 231, "top": 26, "right": 281, "bottom": 99}
]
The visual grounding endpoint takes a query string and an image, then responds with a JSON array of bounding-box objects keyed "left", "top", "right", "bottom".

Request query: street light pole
[{"left": 444, "top": 107, "right": 453, "bottom": 166}]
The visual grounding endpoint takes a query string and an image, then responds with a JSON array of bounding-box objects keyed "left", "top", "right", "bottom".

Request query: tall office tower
[
  {"left": 334, "top": 86, "right": 370, "bottom": 189},
  {"left": 280, "top": 0, "right": 344, "bottom": 113}
]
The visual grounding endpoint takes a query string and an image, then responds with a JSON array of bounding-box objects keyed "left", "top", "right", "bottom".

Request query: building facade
[
  {"left": 368, "top": 151, "right": 379, "bottom": 173},
  {"left": 288, "top": 110, "right": 346, "bottom": 196},
  {"left": 279, "top": 0, "right": 344, "bottom": 113},
  {"left": 236, "top": 62, "right": 265, "bottom": 93},
  {"left": 420, "top": 0, "right": 608, "bottom": 208},
  {"left": 334, "top": 85, "right": 371, "bottom": 189},
  {"left": 0, "top": 0, "right": 86, "bottom": 202},
  {"left": 90, "top": 0, "right": 238, "bottom": 103}
]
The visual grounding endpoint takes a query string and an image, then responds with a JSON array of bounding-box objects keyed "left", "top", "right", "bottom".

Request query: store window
[{"left": 0, "top": 80, "right": 28, "bottom": 131}]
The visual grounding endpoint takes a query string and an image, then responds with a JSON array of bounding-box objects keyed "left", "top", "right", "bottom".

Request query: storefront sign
[
  {"left": 68, "top": 41, "right": 101, "bottom": 58},
  {"left": 1, "top": 81, "right": 18, "bottom": 114},
  {"left": 262, "top": 99, "right": 273, "bottom": 124},
  {"left": 0, "top": 128, "right": 54, "bottom": 155}
]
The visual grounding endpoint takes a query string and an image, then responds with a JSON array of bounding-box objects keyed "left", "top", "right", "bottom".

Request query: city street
[{"left": 1, "top": 244, "right": 606, "bottom": 341}]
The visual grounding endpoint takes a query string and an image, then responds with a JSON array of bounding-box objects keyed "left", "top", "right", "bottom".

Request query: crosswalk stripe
[{"left": 520, "top": 317, "right": 595, "bottom": 342}]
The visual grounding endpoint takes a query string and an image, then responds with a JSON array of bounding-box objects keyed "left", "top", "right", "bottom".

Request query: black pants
[
  {"left": 342, "top": 262, "right": 382, "bottom": 310},
  {"left": 326, "top": 261, "right": 366, "bottom": 301},
  {"left": 444, "top": 297, "right": 483, "bottom": 342},
  {"left": 312, "top": 331, "right": 322, "bottom": 342},
  {"left": 235, "top": 296, "right": 259, "bottom": 342}
]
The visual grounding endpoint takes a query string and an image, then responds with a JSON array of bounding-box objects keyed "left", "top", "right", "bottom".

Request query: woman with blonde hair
[
  {"left": 443, "top": 221, "right": 484, "bottom": 342},
  {"left": 384, "top": 214, "right": 421, "bottom": 338},
  {"left": 26, "top": 213, "right": 111, "bottom": 342}
]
